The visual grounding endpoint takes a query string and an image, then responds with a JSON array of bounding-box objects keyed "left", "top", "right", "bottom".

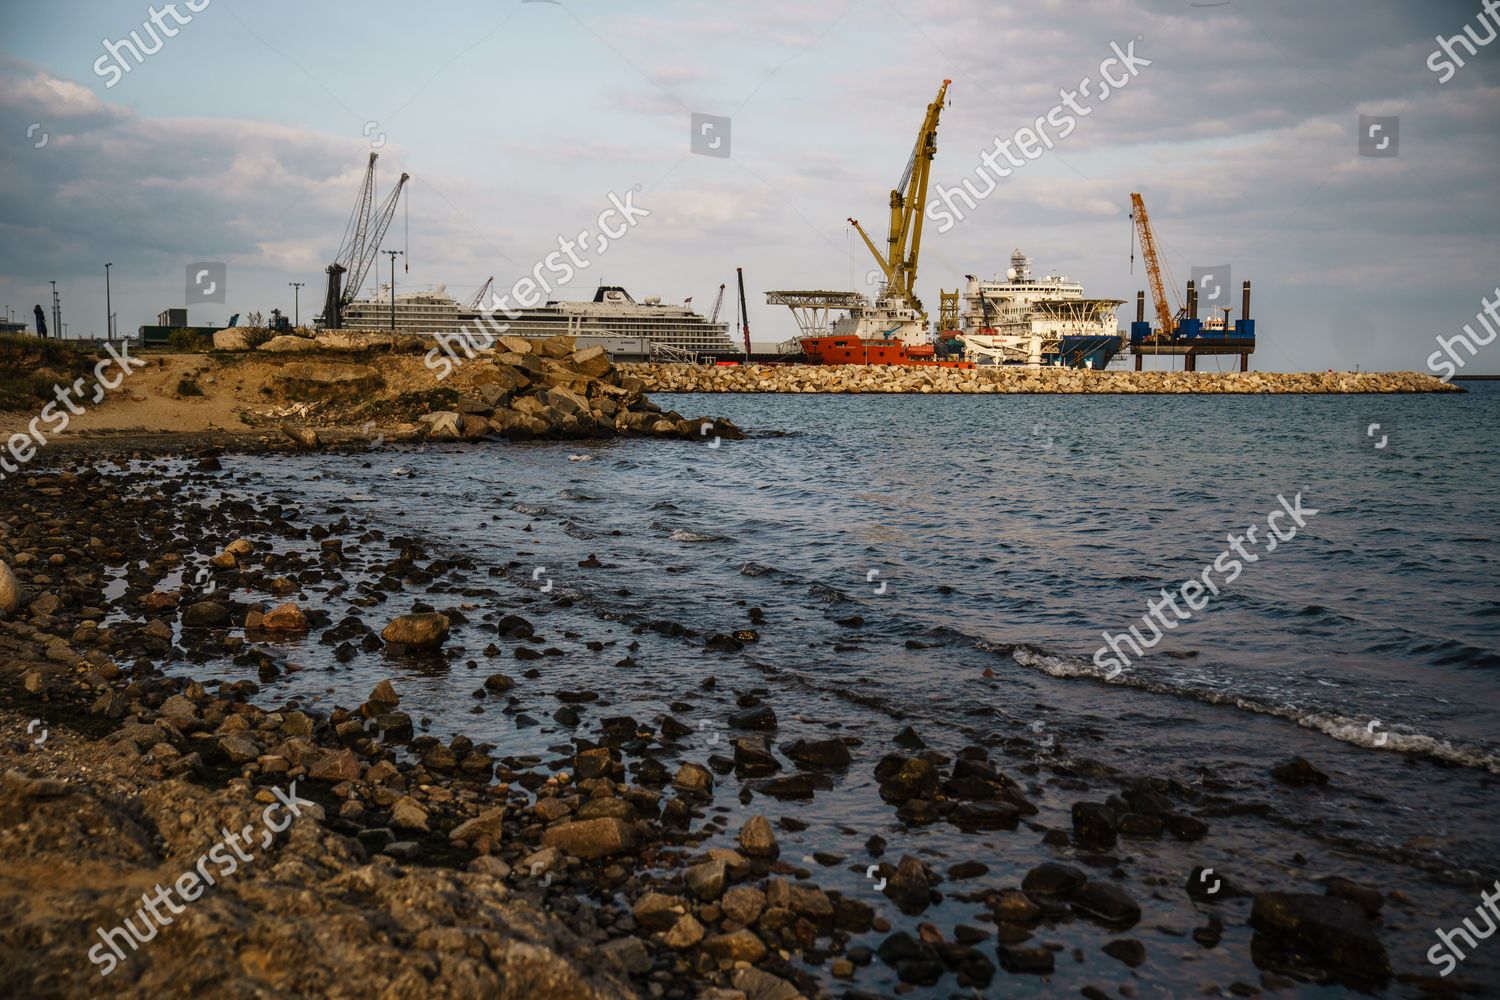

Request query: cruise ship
[
  {"left": 334, "top": 284, "right": 734, "bottom": 358},
  {"left": 955, "top": 250, "right": 1125, "bottom": 367}
]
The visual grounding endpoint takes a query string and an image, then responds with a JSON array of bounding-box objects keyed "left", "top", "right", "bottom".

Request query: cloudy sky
[{"left": 0, "top": 0, "right": 1496, "bottom": 371}]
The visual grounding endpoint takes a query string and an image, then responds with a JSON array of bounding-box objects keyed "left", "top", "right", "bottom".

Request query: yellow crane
[
  {"left": 849, "top": 79, "right": 951, "bottom": 319},
  {"left": 1129, "top": 192, "right": 1181, "bottom": 336}
]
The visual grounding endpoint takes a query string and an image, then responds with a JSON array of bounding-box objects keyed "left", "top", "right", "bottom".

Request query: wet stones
[
  {"left": 875, "top": 754, "right": 939, "bottom": 805},
  {"left": 1022, "top": 862, "right": 1087, "bottom": 900},
  {"left": 573, "top": 746, "right": 616, "bottom": 780},
  {"left": 731, "top": 736, "right": 780, "bottom": 777},
  {"left": 182, "top": 601, "right": 230, "bottom": 628},
  {"left": 633, "top": 891, "right": 688, "bottom": 931},
  {"left": 380, "top": 612, "right": 449, "bottom": 651},
  {"left": 684, "top": 859, "right": 727, "bottom": 900},
  {"left": 728, "top": 704, "right": 777, "bottom": 731},
  {"left": 780, "top": 737, "right": 851, "bottom": 770},
  {"left": 1071, "top": 881, "right": 1141, "bottom": 930},
  {"left": 255, "top": 602, "right": 310, "bottom": 632},
  {"left": 1271, "top": 756, "right": 1330, "bottom": 787},
  {"left": 1249, "top": 891, "right": 1390, "bottom": 984},
  {"left": 539, "top": 817, "right": 638, "bottom": 859},
  {"left": 309, "top": 748, "right": 361, "bottom": 783},
  {"left": 998, "top": 943, "right": 1055, "bottom": 974},
  {"left": 877, "top": 931, "right": 944, "bottom": 986},
  {"left": 701, "top": 928, "right": 767, "bottom": 964},
  {"left": 737, "top": 815, "right": 779, "bottom": 859},
  {"left": 672, "top": 762, "right": 714, "bottom": 797},
  {"left": 1071, "top": 801, "right": 1119, "bottom": 848}
]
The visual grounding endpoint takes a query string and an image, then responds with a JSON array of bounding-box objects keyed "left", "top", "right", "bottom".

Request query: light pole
[
  {"left": 288, "top": 281, "right": 305, "bottom": 327},
  {"left": 49, "top": 280, "right": 59, "bottom": 340},
  {"left": 105, "top": 263, "right": 113, "bottom": 341},
  {"left": 382, "top": 250, "right": 404, "bottom": 330}
]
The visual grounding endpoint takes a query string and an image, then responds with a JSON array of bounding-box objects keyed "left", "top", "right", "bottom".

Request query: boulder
[
  {"left": 182, "top": 601, "right": 229, "bottom": 628},
  {"left": 212, "top": 328, "right": 251, "bottom": 351},
  {"left": 737, "top": 815, "right": 779, "bottom": 858},
  {"left": 540, "top": 817, "right": 638, "bottom": 859},
  {"left": 257, "top": 335, "right": 319, "bottom": 353},
  {"left": 0, "top": 561, "right": 22, "bottom": 614},
  {"left": 573, "top": 345, "right": 613, "bottom": 378},
  {"left": 380, "top": 612, "right": 450, "bottom": 650},
  {"left": 1250, "top": 891, "right": 1390, "bottom": 983},
  {"left": 418, "top": 411, "right": 462, "bottom": 440},
  {"left": 257, "top": 602, "right": 309, "bottom": 632},
  {"left": 280, "top": 423, "right": 320, "bottom": 448}
]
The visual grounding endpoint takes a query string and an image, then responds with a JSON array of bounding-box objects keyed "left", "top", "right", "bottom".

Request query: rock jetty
[{"left": 622, "top": 363, "right": 1461, "bottom": 395}]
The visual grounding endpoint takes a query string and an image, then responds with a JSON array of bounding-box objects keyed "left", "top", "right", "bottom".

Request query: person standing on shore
[{"left": 33, "top": 304, "right": 47, "bottom": 338}]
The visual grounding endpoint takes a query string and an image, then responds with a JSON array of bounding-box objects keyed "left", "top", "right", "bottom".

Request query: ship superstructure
[{"left": 955, "top": 250, "right": 1124, "bottom": 367}]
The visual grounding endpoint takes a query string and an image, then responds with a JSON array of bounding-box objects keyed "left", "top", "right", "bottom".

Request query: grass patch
[{"left": 0, "top": 333, "right": 104, "bottom": 410}]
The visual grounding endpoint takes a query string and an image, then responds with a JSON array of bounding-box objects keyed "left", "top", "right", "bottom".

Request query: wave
[{"left": 1007, "top": 646, "right": 1500, "bottom": 774}]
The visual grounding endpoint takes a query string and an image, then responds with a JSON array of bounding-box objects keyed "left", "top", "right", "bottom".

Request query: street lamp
[
  {"left": 382, "top": 250, "right": 404, "bottom": 330},
  {"left": 105, "top": 263, "right": 113, "bottom": 341},
  {"left": 288, "top": 281, "right": 305, "bottom": 327}
]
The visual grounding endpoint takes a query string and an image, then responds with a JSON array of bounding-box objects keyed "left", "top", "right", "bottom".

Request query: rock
[
  {"left": 573, "top": 345, "right": 613, "bottom": 378},
  {"left": 732, "top": 968, "right": 801, "bottom": 1000},
  {"left": 780, "top": 737, "right": 851, "bottom": 769},
  {"left": 599, "top": 937, "right": 652, "bottom": 975},
  {"left": 380, "top": 612, "right": 449, "bottom": 650},
  {"left": 419, "top": 411, "right": 462, "bottom": 440},
  {"left": 894, "top": 725, "right": 926, "bottom": 749},
  {"left": 390, "top": 796, "right": 430, "bottom": 831},
  {"left": 367, "top": 679, "right": 399, "bottom": 707},
  {"left": 182, "top": 601, "right": 229, "bottom": 628},
  {"left": 1022, "top": 862, "right": 1087, "bottom": 899},
  {"left": 988, "top": 889, "right": 1041, "bottom": 923},
  {"left": 702, "top": 929, "right": 767, "bottom": 964},
  {"left": 540, "top": 817, "right": 637, "bottom": 859},
  {"left": 450, "top": 807, "right": 505, "bottom": 845},
  {"left": 280, "top": 423, "right": 320, "bottom": 448},
  {"left": 738, "top": 815, "right": 779, "bottom": 859},
  {"left": 722, "top": 886, "right": 766, "bottom": 926},
  {"left": 258, "top": 335, "right": 318, "bottom": 353},
  {"left": 684, "top": 859, "right": 727, "bottom": 900},
  {"left": 1187, "top": 865, "right": 1248, "bottom": 902},
  {"left": 1072, "top": 801, "right": 1118, "bottom": 848},
  {"left": 0, "top": 561, "right": 22, "bottom": 614},
  {"left": 158, "top": 693, "right": 199, "bottom": 719},
  {"left": 1322, "top": 876, "right": 1384, "bottom": 917},
  {"left": 876, "top": 931, "right": 944, "bottom": 986},
  {"left": 1271, "top": 756, "right": 1330, "bottom": 786},
  {"left": 212, "top": 328, "right": 251, "bottom": 350},
  {"left": 1071, "top": 881, "right": 1141, "bottom": 929},
  {"left": 997, "top": 944, "right": 1054, "bottom": 974},
  {"left": 728, "top": 704, "right": 777, "bottom": 730},
  {"left": 633, "top": 891, "right": 688, "bottom": 931},
  {"left": 573, "top": 747, "right": 614, "bottom": 780},
  {"left": 662, "top": 913, "right": 705, "bottom": 950},
  {"left": 671, "top": 762, "right": 714, "bottom": 796},
  {"left": 875, "top": 754, "right": 939, "bottom": 804},
  {"left": 727, "top": 736, "right": 775, "bottom": 778},
  {"left": 258, "top": 602, "right": 309, "bottom": 632},
  {"left": 1103, "top": 938, "right": 1146, "bottom": 967},
  {"left": 309, "top": 748, "right": 361, "bottom": 783},
  {"left": 1250, "top": 891, "right": 1390, "bottom": 983}
]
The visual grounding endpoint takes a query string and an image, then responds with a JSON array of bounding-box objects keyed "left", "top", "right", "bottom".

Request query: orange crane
[{"left": 1129, "top": 192, "right": 1180, "bottom": 336}]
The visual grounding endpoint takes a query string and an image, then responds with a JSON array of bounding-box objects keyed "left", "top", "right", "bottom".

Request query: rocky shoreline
[
  {"left": 0, "top": 445, "right": 1472, "bottom": 998},
  {"left": 621, "top": 364, "right": 1461, "bottom": 395}
]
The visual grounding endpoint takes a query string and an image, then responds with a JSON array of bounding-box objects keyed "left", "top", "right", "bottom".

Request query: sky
[{"left": 0, "top": 0, "right": 1496, "bottom": 371}]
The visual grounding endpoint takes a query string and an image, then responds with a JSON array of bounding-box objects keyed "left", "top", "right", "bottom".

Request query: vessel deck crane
[
  {"left": 466, "top": 277, "right": 495, "bottom": 311},
  {"left": 708, "top": 282, "right": 726, "bottom": 325},
  {"left": 849, "top": 80, "right": 951, "bottom": 319},
  {"left": 1129, "top": 192, "right": 1180, "bottom": 336},
  {"left": 321, "top": 153, "right": 409, "bottom": 328}
]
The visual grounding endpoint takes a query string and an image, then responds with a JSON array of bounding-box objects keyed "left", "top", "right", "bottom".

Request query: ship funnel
[
  {"left": 1242, "top": 280, "right": 1251, "bottom": 321},
  {"left": 1187, "top": 279, "right": 1198, "bottom": 320},
  {"left": 1136, "top": 290, "right": 1145, "bottom": 322}
]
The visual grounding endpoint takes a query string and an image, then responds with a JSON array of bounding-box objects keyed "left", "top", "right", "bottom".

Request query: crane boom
[
  {"left": 466, "top": 277, "right": 495, "bottom": 311},
  {"left": 736, "top": 267, "right": 751, "bottom": 356},
  {"left": 851, "top": 79, "right": 950, "bottom": 317},
  {"left": 345, "top": 173, "right": 409, "bottom": 303},
  {"left": 708, "top": 283, "right": 726, "bottom": 324},
  {"left": 1129, "top": 192, "right": 1178, "bottom": 335}
]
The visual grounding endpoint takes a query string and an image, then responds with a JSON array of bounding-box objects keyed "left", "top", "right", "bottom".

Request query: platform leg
[
  {"left": 1134, "top": 353, "right": 1142, "bottom": 371},
  {"left": 1240, "top": 353, "right": 1248, "bottom": 372},
  {"left": 1185, "top": 353, "right": 1196, "bottom": 372}
]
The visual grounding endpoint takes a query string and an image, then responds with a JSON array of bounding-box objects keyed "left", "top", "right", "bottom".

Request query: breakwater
[{"left": 621, "top": 363, "right": 1461, "bottom": 394}]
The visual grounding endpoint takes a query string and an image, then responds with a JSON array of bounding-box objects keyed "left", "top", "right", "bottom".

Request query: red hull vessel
[{"left": 800, "top": 336, "right": 972, "bottom": 368}]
